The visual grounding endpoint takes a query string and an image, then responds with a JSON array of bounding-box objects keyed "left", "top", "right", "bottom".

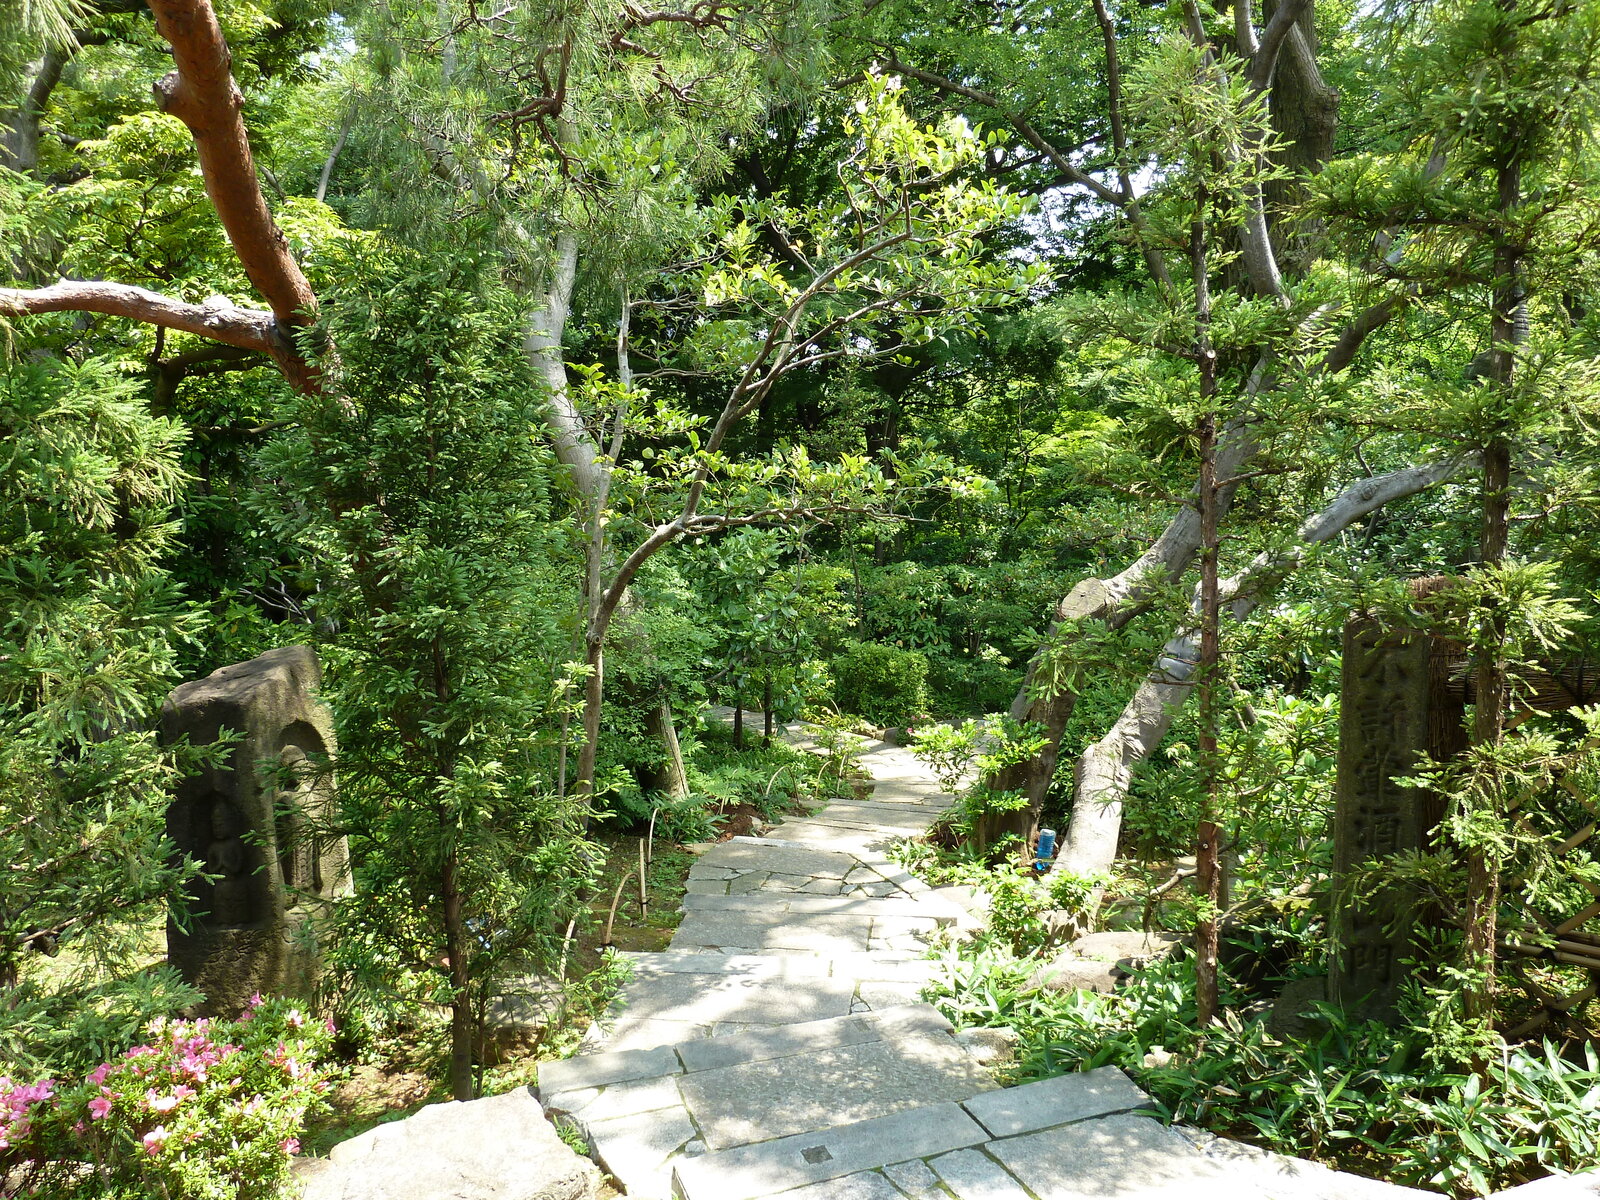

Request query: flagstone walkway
[{"left": 535, "top": 715, "right": 1437, "bottom": 1200}]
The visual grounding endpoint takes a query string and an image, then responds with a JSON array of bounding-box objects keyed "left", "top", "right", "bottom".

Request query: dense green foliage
[
  {"left": 830, "top": 640, "right": 930, "bottom": 726},
  {"left": 5, "top": 0, "right": 1600, "bottom": 1187}
]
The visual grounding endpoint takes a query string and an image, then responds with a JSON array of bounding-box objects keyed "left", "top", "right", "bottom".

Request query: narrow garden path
[{"left": 537, "top": 718, "right": 1429, "bottom": 1200}]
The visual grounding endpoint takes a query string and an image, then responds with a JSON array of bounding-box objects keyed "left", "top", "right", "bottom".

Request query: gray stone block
[
  {"left": 1024, "top": 957, "right": 1120, "bottom": 996},
  {"left": 547, "top": 1074, "right": 684, "bottom": 1122},
  {"left": 306, "top": 1087, "right": 600, "bottom": 1200},
  {"left": 883, "top": 1158, "right": 940, "bottom": 1197},
  {"left": 767, "top": 1172, "right": 913, "bottom": 1200},
  {"left": 961, "top": 1068, "right": 1150, "bottom": 1138},
  {"left": 1179, "top": 1127, "right": 1437, "bottom": 1199},
  {"left": 1492, "top": 1175, "right": 1600, "bottom": 1200},
  {"left": 700, "top": 839, "right": 861, "bottom": 880},
  {"left": 585, "top": 1105, "right": 701, "bottom": 1199},
  {"left": 593, "top": 1018, "right": 710, "bottom": 1052},
  {"left": 676, "top": 1012, "right": 882, "bottom": 1072},
  {"left": 929, "top": 1148, "right": 1030, "bottom": 1200},
  {"left": 537, "top": 1044, "right": 680, "bottom": 1095},
  {"left": 858, "top": 982, "right": 927, "bottom": 1011},
  {"left": 680, "top": 1035, "right": 994, "bottom": 1151},
  {"left": 672, "top": 1102, "right": 991, "bottom": 1200},
  {"left": 612, "top": 970, "right": 859, "bottom": 1027},
  {"left": 984, "top": 1114, "right": 1216, "bottom": 1200},
  {"left": 1068, "top": 931, "right": 1182, "bottom": 966},
  {"left": 671, "top": 912, "right": 875, "bottom": 954}
]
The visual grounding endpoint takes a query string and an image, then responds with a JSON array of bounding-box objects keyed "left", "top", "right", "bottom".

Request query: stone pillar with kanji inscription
[
  {"left": 162, "top": 646, "right": 350, "bottom": 1016},
  {"left": 1329, "top": 617, "right": 1434, "bottom": 1020}
]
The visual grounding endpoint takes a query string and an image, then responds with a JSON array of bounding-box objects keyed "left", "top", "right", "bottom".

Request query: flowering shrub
[{"left": 1, "top": 995, "right": 332, "bottom": 1199}]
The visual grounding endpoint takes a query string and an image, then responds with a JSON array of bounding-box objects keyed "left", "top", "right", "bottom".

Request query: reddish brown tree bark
[{"left": 2, "top": 0, "right": 320, "bottom": 394}]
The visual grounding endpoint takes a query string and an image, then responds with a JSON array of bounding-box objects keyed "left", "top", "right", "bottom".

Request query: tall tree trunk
[
  {"left": 1, "top": 46, "right": 67, "bottom": 176},
  {"left": 576, "top": 635, "right": 604, "bottom": 804},
  {"left": 440, "top": 847, "right": 474, "bottom": 1101},
  {"left": 1192, "top": 180, "right": 1224, "bottom": 1026},
  {"left": 1462, "top": 140, "right": 1523, "bottom": 1025}
]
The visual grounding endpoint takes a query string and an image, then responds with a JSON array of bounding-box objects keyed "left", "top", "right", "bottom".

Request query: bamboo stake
[
  {"left": 638, "top": 838, "right": 649, "bottom": 917},
  {"left": 602, "top": 872, "right": 633, "bottom": 946}
]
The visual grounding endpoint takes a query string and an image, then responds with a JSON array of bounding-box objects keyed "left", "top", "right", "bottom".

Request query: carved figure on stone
[
  {"left": 205, "top": 798, "right": 255, "bottom": 927},
  {"left": 162, "top": 646, "right": 350, "bottom": 1016}
]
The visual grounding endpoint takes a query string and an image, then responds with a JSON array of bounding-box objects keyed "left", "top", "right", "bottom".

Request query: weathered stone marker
[
  {"left": 162, "top": 646, "right": 349, "bottom": 1015},
  {"left": 1329, "top": 616, "right": 1434, "bottom": 1020}
]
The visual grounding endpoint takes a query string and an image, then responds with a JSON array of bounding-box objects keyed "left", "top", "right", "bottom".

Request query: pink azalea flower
[
  {"left": 142, "top": 1125, "right": 169, "bottom": 1154},
  {"left": 146, "top": 1090, "right": 180, "bottom": 1113},
  {"left": 88, "top": 1095, "right": 113, "bottom": 1120},
  {"left": 88, "top": 1063, "right": 112, "bottom": 1087},
  {"left": 281, "top": 1137, "right": 301, "bottom": 1156},
  {"left": 285, "top": 1009, "right": 305, "bottom": 1028}
]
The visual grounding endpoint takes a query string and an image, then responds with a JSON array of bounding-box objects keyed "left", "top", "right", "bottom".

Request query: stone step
[
  {"left": 669, "top": 1067, "right": 1430, "bottom": 1200},
  {"left": 669, "top": 904, "right": 941, "bottom": 957},
  {"left": 688, "top": 846, "right": 925, "bottom": 902},
  {"left": 670, "top": 1066, "right": 1152, "bottom": 1200},
  {"left": 680, "top": 892, "right": 966, "bottom": 925},
  {"left": 579, "top": 949, "right": 941, "bottom": 1053},
  {"left": 538, "top": 1005, "right": 996, "bottom": 1200}
]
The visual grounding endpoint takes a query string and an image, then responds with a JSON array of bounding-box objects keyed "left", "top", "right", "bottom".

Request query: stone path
[{"left": 535, "top": 716, "right": 1438, "bottom": 1200}]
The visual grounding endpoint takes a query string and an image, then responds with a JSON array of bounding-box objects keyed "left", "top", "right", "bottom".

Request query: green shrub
[
  {"left": 831, "top": 641, "right": 930, "bottom": 726},
  {"left": 926, "top": 939, "right": 1600, "bottom": 1197}
]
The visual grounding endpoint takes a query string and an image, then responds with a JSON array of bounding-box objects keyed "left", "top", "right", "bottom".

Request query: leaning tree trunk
[
  {"left": 641, "top": 699, "right": 691, "bottom": 799},
  {"left": 1055, "top": 458, "right": 1472, "bottom": 880},
  {"left": 978, "top": 419, "right": 1260, "bottom": 850}
]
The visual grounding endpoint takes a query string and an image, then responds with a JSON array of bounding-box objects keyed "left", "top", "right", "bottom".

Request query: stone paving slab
[
  {"left": 670, "top": 911, "right": 878, "bottom": 954},
  {"left": 767, "top": 1173, "right": 915, "bottom": 1200},
  {"left": 928, "top": 1147, "right": 1031, "bottom": 1200},
  {"left": 620, "top": 950, "right": 835, "bottom": 978},
  {"left": 671, "top": 1102, "right": 992, "bottom": 1200},
  {"left": 600, "top": 970, "right": 860, "bottom": 1027},
  {"left": 697, "top": 838, "right": 861, "bottom": 879},
  {"left": 540, "top": 1043, "right": 679, "bottom": 1094},
  {"left": 680, "top": 893, "right": 963, "bottom": 923},
  {"left": 1174, "top": 1127, "right": 1439, "bottom": 1200},
  {"left": 545, "top": 1006, "right": 995, "bottom": 1200},
  {"left": 962, "top": 1066, "right": 1150, "bottom": 1137},
  {"left": 585, "top": 1105, "right": 701, "bottom": 1198},
  {"left": 803, "top": 798, "right": 954, "bottom": 821},
  {"left": 773, "top": 810, "right": 938, "bottom": 835},
  {"left": 762, "top": 822, "right": 904, "bottom": 852},
  {"left": 588, "top": 1018, "right": 712, "bottom": 1052},
  {"left": 680, "top": 1034, "right": 995, "bottom": 1151},
  {"left": 675, "top": 1012, "right": 885, "bottom": 1072},
  {"left": 984, "top": 1114, "right": 1224, "bottom": 1200}
]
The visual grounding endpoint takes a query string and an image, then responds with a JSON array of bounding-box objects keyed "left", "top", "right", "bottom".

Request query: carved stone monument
[
  {"left": 163, "top": 646, "right": 349, "bottom": 1016},
  {"left": 1329, "top": 616, "right": 1434, "bottom": 1020}
]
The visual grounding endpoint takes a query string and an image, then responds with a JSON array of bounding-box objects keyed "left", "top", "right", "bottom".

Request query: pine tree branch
[{"left": 0, "top": 279, "right": 282, "bottom": 352}]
